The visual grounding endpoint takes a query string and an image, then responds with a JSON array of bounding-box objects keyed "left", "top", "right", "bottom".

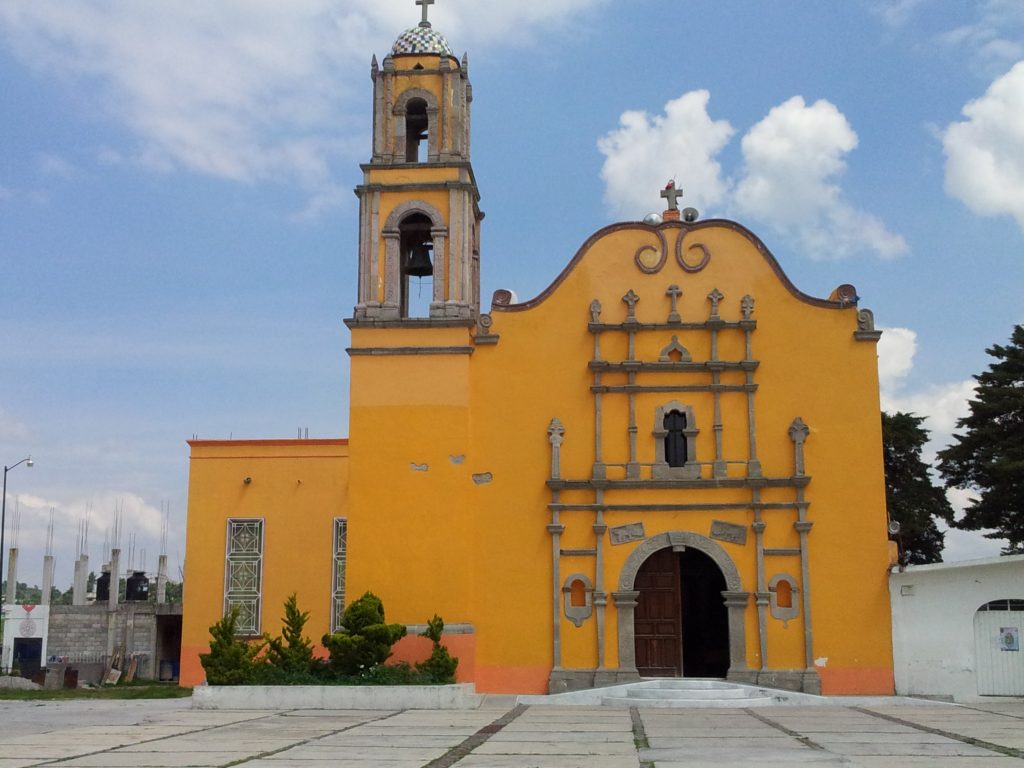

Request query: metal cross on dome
[{"left": 417, "top": 0, "right": 435, "bottom": 27}]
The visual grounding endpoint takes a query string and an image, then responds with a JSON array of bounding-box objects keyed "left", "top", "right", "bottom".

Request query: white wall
[{"left": 890, "top": 555, "right": 1024, "bottom": 701}]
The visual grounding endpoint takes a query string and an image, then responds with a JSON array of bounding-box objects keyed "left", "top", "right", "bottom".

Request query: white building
[{"left": 890, "top": 555, "right": 1024, "bottom": 701}]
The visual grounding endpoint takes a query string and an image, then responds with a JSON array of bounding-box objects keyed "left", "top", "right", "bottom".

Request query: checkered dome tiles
[{"left": 391, "top": 26, "right": 454, "bottom": 56}]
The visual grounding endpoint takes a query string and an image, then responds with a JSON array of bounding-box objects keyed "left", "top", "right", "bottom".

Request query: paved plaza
[{"left": 0, "top": 697, "right": 1022, "bottom": 767}]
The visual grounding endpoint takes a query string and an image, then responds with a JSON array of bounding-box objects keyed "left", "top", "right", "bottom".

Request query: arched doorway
[
  {"left": 634, "top": 546, "right": 730, "bottom": 677},
  {"left": 614, "top": 531, "right": 750, "bottom": 682}
]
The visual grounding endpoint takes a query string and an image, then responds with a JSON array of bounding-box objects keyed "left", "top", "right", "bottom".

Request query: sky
[{"left": 1, "top": 0, "right": 1023, "bottom": 590}]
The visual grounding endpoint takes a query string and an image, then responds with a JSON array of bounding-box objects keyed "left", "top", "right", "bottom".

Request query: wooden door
[{"left": 634, "top": 548, "right": 682, "bottom": 676}]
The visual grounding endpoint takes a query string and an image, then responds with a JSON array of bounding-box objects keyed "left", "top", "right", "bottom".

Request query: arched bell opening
[
  {"left": 399, "top": 212, "right": 434, "bottom": 318},
  {"left": 405, "top": 97, "right": 429, "bottom": 163}
]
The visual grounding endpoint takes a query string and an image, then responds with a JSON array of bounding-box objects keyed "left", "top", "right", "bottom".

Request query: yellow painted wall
[{"left": 179, "top": 440, "right": 349, "bottom": 686}]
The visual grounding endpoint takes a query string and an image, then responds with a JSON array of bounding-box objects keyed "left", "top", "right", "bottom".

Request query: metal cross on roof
[
  {"left": 417, "top": 0, "right": 435, "bottom": 27},
  {"left": 661, "top": 181, "right": 683, "bottom": 211}
]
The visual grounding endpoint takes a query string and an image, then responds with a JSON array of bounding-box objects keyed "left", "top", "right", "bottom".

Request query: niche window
[
  {"left": 769, "top": 573, "right": 800, "bottom": 625},
  {"left": 399, "top": 213, "right": 434, "bottom": 318},
  {"left": 652, "top": 401, "right": 700, "bottom": 479},
  {"left": 664, "top": 410, "right": 688, "bottom": 467},
  {"left": 562, "top": 573, "right": 594, "bottom": 627},
  {"left": 405, "top": 98, "right": 428, "bottom": 163}
]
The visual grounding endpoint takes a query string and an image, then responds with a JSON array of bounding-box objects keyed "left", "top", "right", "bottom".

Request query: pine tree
[
  {"left": 264, "top": 593, "right": 315, "bottom": 675},
  {"left": 882, "top": 412, "right": 954, "bottom": 564},
  {"left": 199, "top": 608, "right": 265, "bottom": 685},
  {"left": 938, "top": 325, "right": 1024, "bottom": 553}
]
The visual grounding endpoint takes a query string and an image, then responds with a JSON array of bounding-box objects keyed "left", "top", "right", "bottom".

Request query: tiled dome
[{"left": 391, "top": 25, "right": 454, "bottom": 56}]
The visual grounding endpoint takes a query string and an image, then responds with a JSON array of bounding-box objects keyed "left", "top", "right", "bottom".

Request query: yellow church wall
[
  {"left": 460, "top": 220, "right": 892, "bottom": 694},
  {"left": 179, "top": 440, "right": 350, "bottom": 687}
]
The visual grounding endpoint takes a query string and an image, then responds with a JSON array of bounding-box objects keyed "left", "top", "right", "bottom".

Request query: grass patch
[{"left": 0, "top": 682, "right": 192, "bottom": 700}]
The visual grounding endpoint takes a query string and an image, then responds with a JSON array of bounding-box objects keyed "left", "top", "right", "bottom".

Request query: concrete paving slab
[
  {"left": 813, "top": 740, "right": 998, "bottom": 756},
  {"left": 845, "top": 758, "right": 1017, "bottom": 767},
  {"left": 270, "top": 744, "right": 447, "bottom": 760},
  {"left": 473, "top": 739, "right": 637, "bottom": 755},
  {"left": 54, "top": 752, "right": 257, "bottom": 767},
  {"left": 455, "top": 756, "right": 640, "bottom": 767},
  {"left": 247, "top": 760, "right": 426, "bottom": 767}
]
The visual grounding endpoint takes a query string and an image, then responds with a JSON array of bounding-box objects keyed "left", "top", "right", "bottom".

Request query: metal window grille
[
  {"left": 330, "top": 518, "right": 348, "bottom": 633},
  {"left": 224, "top": 519, "right": 264, "bottom": 635}
]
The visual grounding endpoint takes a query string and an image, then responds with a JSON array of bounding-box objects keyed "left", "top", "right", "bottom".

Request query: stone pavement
[{"left": 0, "top": 697, "right": 1021, "bottom": 767}]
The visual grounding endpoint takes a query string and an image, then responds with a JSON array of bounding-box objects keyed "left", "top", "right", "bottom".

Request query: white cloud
[
  {"left": 36, "top": 152, "right": 78, "bottom": 179},
  {"left": 871, "top": 0, "right": 928, "bottom": 29},
  {"left": 935, "top": 0, "right": 1024, "bottom": 77},
  {"left": 5, "top": 489, "right": 173, "bottom": 587},
  {"left": 598, "top": 91, "right": 734, "bottom": 219},
  {"left": 943, "top": 61, "right": 1024, "bottom": 234},
  {"left": 735, "top": 97, "right": 908, "bottom": 260},
  {"left": 0, "top": 0, "right": 605, "bottom": 214},
  {"left": 877, "top": 325, "right": 976, "bottom": 453},
  {"left": 876, "top": 326, "right": 917, "bottom": 390}
]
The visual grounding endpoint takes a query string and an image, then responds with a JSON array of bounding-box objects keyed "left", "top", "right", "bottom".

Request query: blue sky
[{"left": 1, "top": 0, "right": 1023, "bottom": 588}]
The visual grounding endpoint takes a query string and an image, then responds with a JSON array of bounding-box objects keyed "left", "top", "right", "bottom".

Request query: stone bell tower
[{"left": 352, "top": 0, "right": 482, "bottom": 322}]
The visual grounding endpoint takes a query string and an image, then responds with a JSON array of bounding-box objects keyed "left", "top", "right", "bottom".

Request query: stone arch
[
  {"left": 382, "top": 201, "right": 448, "bottom": 317},
  {"left": 612, "top": 530, "right": 750, "bottom": 680},
  {"left": 393, "top": 88, "right": 440, "bottom": 162}
]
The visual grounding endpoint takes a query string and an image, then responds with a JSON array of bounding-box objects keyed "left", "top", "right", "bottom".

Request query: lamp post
[{"left": 1, "top": 456, "right": 33, "bottom": 671}]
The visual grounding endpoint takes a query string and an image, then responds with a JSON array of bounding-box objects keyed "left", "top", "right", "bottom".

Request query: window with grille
[
  {"left": 330, "top": 518, "right": 348, "bottom": 633},
  {"left": 224, "top": 519, "right": 264, "bottom": 635}
]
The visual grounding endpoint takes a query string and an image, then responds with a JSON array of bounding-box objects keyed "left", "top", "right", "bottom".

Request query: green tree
[
  {"left": 264, "top": 594, "right": 315, "bottom": 675},
  {"left": 938, "top": 325, "right": 1024, "bottom": 553},
  {"left": 199, "top": 607, "right": 266, "bottom": 685},
  {"left": 322, "top": 592, "right": 406, "bottom": 676},
  {"left": 882, "top": 412, "right": 954, "bottom": 564}
]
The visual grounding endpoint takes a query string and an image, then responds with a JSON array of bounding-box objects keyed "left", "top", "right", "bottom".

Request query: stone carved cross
[
  {"left": 666, "top": 284, "right": 682, "bottom": 323},
  {"left": 622, "top": 289, "right": 640, "bottom": 320},
  {"left": 590, "top": 299, "right": 602, "bottom": 324},
  {"left": 707, "top": 288, "right": 724, "bottom": 318},
  {"left": 741, "top": 294, "right": 755, "bottom": 321},
  {"left": 417, "top": 0, "right": 435, "bottom": 26},
  {"left": 660, "top": 181, "right": 683, "bottom": 211}
]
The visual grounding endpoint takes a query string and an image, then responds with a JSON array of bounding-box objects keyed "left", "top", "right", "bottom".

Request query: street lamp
[{"left": 1, "top": 456, "right": 33, "bottom": 671}]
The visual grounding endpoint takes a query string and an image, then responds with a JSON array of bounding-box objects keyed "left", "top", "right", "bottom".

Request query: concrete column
[
  {"left": 156, "top": 554, "right": 168, "bottom": 604},
  {"left": 722, "top": 590, "right": 753, "bottom": 681},
  {"left": 108, "top": 549, "right": 120, "bottom": 611},
  {"left": 41, "top": 555, "right": 54, "bottom": 606},
  {"left": 612, "top": 590, "right": 640, "bottom": 674},
  {"left": 5, "top": 548, "right": 17, "bottom": 604},
  {"left": 72, "top": 557, "right": 84, "bottom": 605}
]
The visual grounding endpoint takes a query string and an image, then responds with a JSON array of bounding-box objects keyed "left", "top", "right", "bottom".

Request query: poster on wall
[{"left": 1000, "top": 626, "right": 1020, "bottom": 652}]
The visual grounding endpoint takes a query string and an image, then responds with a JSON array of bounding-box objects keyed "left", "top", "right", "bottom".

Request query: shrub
[
  {"left": 199, "top": 608, "right": 266, "bottom": 685},
  {"left": 415, "top": 614, "right": 459, "bottom": 683},
  {"left": 322, "top": 592, "right": 406, "bottom": 676},
  {"left": 264, "top": 593, "right": 316, "bottom": 676}
]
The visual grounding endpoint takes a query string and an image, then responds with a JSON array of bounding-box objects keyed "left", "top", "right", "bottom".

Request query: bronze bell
[{"left": 405, "top": 244, "right": 433, "bottom": 277}]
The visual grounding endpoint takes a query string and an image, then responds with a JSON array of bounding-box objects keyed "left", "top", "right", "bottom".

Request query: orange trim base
[
  {"left": 473, "top": 665, "right": 550, "bottom": 694},
  {"left": 818, "top": 667, "right": 895, "bottom": 695}
]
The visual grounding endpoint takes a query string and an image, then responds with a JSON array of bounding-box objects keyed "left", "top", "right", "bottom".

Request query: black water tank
[
  {"left": 125, "top": 571, "right": 149, "bottom": 602},
  {"left": 95, "top": 571, "right": 110, "bottom": 601}
]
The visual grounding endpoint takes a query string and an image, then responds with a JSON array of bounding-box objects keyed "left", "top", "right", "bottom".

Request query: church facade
[{"left": 180, "top": 8, "right": 895, "bottom": 696}]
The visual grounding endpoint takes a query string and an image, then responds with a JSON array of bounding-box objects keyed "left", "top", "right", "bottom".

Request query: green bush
[
  {"left": 321, "top": 592, "right": 406, "bottom": 676},
  {"left": 264, "top": 593, "right": 316, "bottom": 677},
  {"left": 415, "top": 614, "right": 459, "bottom": 683},
  {"left": 199, "top": 608, "right": 266, "bottom": 685}
]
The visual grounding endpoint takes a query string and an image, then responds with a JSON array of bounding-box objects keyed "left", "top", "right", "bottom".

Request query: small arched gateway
[{"left": 613, "top": 531, "right": 750, "bottom": 682}]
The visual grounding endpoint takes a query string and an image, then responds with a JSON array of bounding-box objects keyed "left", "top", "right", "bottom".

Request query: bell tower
[{"left": 352, "top": 0, "right": 482, "bottom": 322}]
